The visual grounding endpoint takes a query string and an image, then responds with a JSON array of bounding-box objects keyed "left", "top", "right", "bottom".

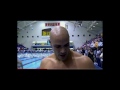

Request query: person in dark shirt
[
  {"left": 88, "top": 48, "right": 94, "bottom": 62},
  {"left": 81, "top": 48, "right": 85, "bottom": 55}
]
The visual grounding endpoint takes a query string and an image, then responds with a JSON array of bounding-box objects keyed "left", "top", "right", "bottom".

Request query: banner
[{"left": 45, "top": 23, "right": 60, "bottom": 26}]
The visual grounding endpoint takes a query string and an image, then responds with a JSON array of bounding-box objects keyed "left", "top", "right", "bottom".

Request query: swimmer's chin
[
  {"left": 55, "top": 55, "right": 68, "bottom": 61},
  {"left": 58, "top": 57, "right": 67, "bottom": 61}
]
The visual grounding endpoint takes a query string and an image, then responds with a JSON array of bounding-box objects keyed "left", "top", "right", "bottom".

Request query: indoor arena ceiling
[{"left": 17, "top": 21, "right": 103, "bottom": 35}]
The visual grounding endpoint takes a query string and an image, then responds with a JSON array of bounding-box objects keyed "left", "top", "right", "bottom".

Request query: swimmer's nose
[{"left": 60, "top": 48, "right": 66, "bottom": 54}]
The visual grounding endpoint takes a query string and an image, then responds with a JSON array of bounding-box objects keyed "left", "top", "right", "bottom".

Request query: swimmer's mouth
[{"left": 60, "top": 55, "right": 66, "bottom": 57}]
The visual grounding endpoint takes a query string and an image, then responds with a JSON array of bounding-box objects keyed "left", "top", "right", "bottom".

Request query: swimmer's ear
[{"left": 49, "top": 40, "right": 53, "bottom": 47}]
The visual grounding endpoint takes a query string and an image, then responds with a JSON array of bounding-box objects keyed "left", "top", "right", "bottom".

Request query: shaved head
[
  {"left": 50, "top": 26, "right": 69, "bottom": 42},
  {"left": 50, "top": 26, "right": 70, "bottom": 61}
]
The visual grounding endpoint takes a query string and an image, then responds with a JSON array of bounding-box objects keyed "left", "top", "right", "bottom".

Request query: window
[
  {"left": 27, "top": 36, "right": 29, "bottom": 38},
  {"left": 17, "top": 36, "right": 18, "bottom": 38},
  {"left": 78, "top": 35, "right": 79, "bottom": 37},
  {"left": 22, "top": 36, "right": 24, "bottom": 38},
  {"left": 89, "top": 34, "right": 91, "bottom": 36},
  {"left": 42, "top": 28, "right": 51, "bottom": 36},
  {"left": 72, "top": 35, "right": 74, "bottom": 37},
  {"left": 32, "top": 36, "right": 34, "bottom": 38},
  {"left": 37, "top": 36, "right": 39, "bottom": 38},
  {"left": 83, "top": 34, "right": 85, "bottom": 37}
]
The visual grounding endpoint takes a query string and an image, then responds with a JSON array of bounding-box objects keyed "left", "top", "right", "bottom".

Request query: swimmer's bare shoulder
[
  {"left": 40, "top": 54, "right": 55, "bottom": 69},
  {"left": 79, "top": 56, "right": 95, "bottom": 69},
  {"left": 77, "top": 56, "right": 95, "bottom": 69},
  {"left": 73, "top": 51, "right": 95, "bottom": 69}
]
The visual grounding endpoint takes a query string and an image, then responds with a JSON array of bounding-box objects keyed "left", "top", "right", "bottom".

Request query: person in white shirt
[
  {"left": 96, "top": 48, "right": 101, "bottom": 67},
  {"left": 98, "top": 39, "right": 103, "bottom": 49},
  {"left": 87, "top": 42, "right": 90, "bottom": 47},
  {"left": 77, "top": 48, "right": 80, "bottom": 53},
  {"left": 90, "top": 41, "right": 95, "bottom": 48},
  {"left": 100, "top": 53, "right": 103, "bottom": 61},
  {"left": 84, "top": 47, "right": 88, "bottom": 56},
  {"left": 100, "top": 48, "right": 103, "bottom": 68}
]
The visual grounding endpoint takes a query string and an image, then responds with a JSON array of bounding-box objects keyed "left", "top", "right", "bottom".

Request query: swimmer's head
[{"left": 50, "top": 26, "right": 70, "bottom": 61}]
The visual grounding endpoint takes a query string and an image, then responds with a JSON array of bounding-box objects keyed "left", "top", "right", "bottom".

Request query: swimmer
[{"left": 40, "top": 26, "right": 95, "bottom": 69}]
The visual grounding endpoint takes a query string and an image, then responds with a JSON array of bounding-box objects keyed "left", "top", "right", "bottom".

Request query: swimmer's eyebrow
[
  {"left": 64, "top": 42, "right": 69, "bottom": 46},
  {"left": 54, "top": 42, "right": 69, "bottom": 46}
]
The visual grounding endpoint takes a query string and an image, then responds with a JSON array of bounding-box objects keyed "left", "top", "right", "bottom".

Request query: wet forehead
[{"left": 53, "top": 37, "right": 69, "bottom": 45}]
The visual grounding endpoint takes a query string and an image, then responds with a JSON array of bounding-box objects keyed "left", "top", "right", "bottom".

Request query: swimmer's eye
[
  {"left": 55, "top": 46, "right": 61, "bottom": 48},
  {"left": 64, "top": 43, "right": 69, "bottom": 47},
  {"left": 54, "top": 43, "right": 69, "bottom": 48}
]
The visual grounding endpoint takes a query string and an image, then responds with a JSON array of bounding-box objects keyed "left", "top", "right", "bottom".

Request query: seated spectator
[
  {"left": 94, "top": 40, "right": 98, "bottom": 49},
  {"left": 98, "top": 39, "right": 103, "bottom": 49},
  {"left": 84, "top": 47, "right": 88, "bottom": 56},
  {"left": 77, "top": 47, "right": 80, "bottom": 53},
  {"left": 81, "top": 48, "right": 85, "bottom": 55},
  {"left": 96, "top": 48, "right": 101, "bottom": 67},
  {"left": 87, "top": 42, "right": 90, "bottom": 47},
  {"left": 88, "top": 48, "right": 94, "bottom": 62},
  {"left": 90, "top": 41, "right": 95, "bottom": 50},
  {"left": 100, "top": 48, "right": 103, "bottom": 68},
  {"left": 79, "top": 48, "right": 82, "bottom": 54}
]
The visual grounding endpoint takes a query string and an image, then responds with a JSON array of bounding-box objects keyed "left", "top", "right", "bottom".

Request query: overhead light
[
  {"left": 93, "top": 26, "right": 95, "bottom": 27},
  {"left": 96, "top": 22, "right": 98, "bottom": 24},
  {"left": 91, "top": 28, "right": 92, "bottom": 30}
]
